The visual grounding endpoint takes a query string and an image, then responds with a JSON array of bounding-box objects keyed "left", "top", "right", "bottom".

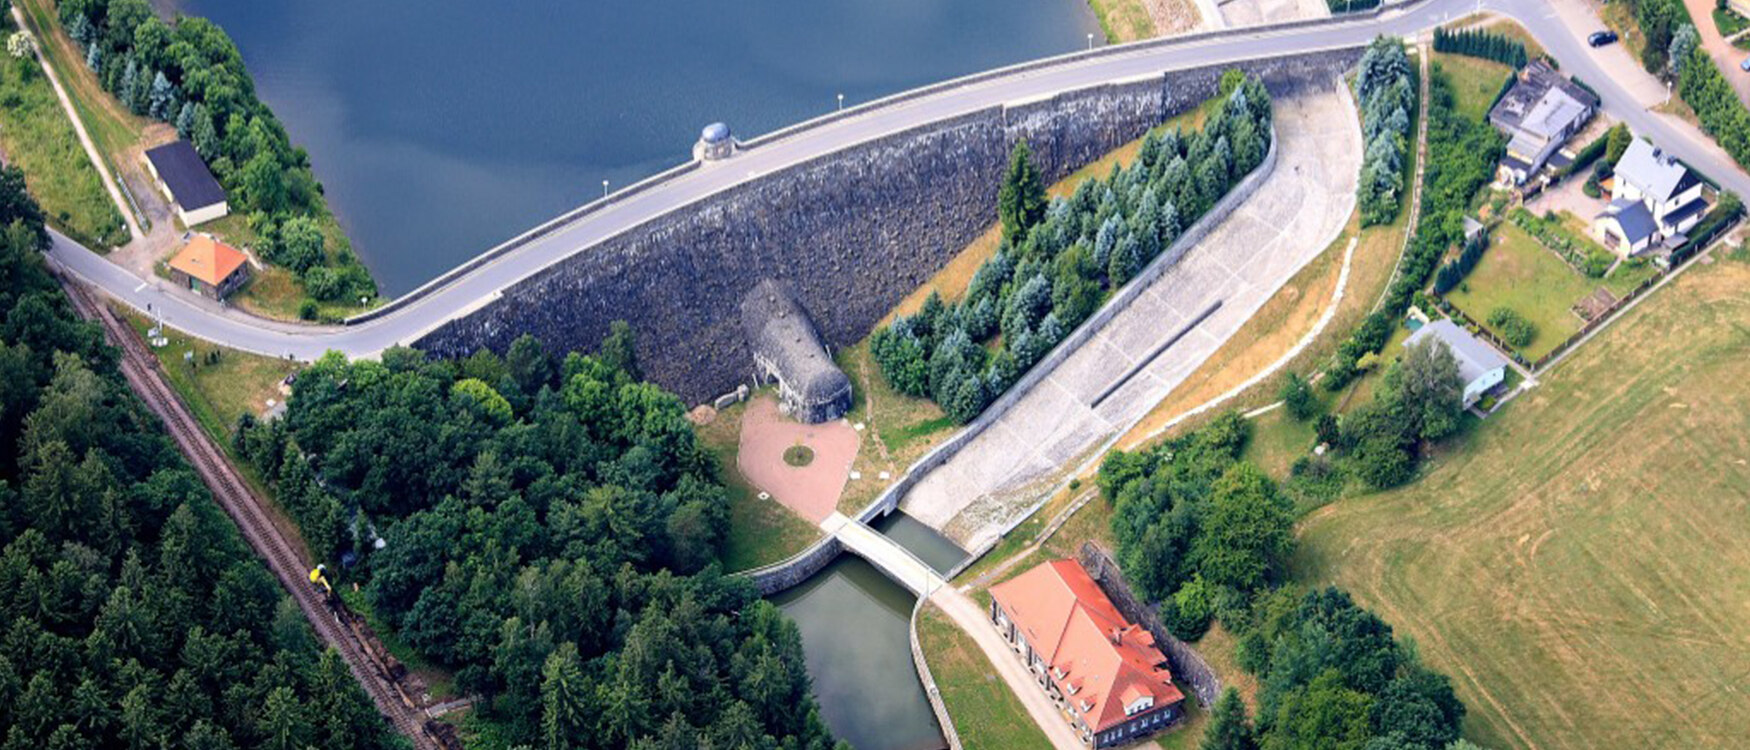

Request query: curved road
[{"left": 45, "top": 0, "right": 1750, "bottom": 361}]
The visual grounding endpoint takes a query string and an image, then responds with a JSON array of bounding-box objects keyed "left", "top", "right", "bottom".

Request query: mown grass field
[
  {"left": 1295, "top": 255, "right": 1750, "bottom": 750},
  {"left": 916, "top": 602, "right": 1054, "bottom": 750},
  {"left": 118, "top": 308, "right": 299, "bottom": 445},
  {"left": 0, "top": 54, "right": 127, "bottom": 248}
]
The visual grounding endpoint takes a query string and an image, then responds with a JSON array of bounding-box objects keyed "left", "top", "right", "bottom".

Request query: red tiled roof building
[{"left": 989, "top": 559, "right": 1185, "bottom": 747}]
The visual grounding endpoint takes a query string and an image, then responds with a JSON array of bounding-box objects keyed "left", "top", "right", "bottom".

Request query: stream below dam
[{"left": 772, "top": 512, "right": 967, "bottom": 750}]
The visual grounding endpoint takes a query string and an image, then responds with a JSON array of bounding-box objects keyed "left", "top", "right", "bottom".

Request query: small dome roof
[{"left": 701, "top": 122, "right": 732, "bottom": 143}]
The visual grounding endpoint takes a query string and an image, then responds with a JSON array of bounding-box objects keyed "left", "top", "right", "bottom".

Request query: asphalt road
[{"left": 45, "top": 0, "right": 1750, "bottom": 361}]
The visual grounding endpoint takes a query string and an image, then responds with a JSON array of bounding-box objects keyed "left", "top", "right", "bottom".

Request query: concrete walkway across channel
[
  {"left": 901, "top": 86, "right": 1362, "bottom": 549},
  {"left": 820, "top": 512, "right": 946, "bottom": 597}
]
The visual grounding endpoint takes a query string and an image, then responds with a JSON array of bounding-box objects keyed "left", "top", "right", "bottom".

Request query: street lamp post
[
  {"left": 1087, "top": 32, "right": 1094, "bottom": 51},
  {"left": 602, "top": 179, "right": 610, "bottom": 199},
  {"left": 837, "top": 93, "right": 844, "bottom": 111}
]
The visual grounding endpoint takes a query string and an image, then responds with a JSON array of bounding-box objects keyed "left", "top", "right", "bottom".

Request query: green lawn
[
  {"left": 1444, "top": 221, "right": 1594, "bottom": 361},
  {"left": 1295, "top": 256, "right": 1750, "bottom": 750},
  {"left": 1238, "top": 404, "right": 1320, "bottom": 480},
  {"left": 1435, "top": 52, "right": 1513, "bottom": 124},
  {"left": 0, "top": 55, "right": 127, "bottom": 248},
  {"left": 1715, "top": 7, "right": 1750, "bottom": 38},
  {"left": 916, "top": 602, "right": 1054, "bottom": 750}
]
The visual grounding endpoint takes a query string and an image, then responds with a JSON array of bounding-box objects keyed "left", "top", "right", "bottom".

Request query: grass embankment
[
  {"left": 15, "top": 0, "right": 142, "bottom": 221},
  {"left": 916, "top": 603, "right": 1053, "bottom": 750},
  {"left": 1296, "top": 255, "right": 1750, "bottom": 750},
  {"left": 695, "top": 398, "right": 824, "bottom": 571},
  {"left": 0, "top": 52, "right": 127, "bottom": 248},
  {"left": 116, "top": 307, "right": 298, "bottom": 445}
]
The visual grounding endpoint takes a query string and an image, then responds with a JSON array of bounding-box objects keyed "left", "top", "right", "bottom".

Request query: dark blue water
[{"left": 162, "top": 0, "right": 1100, "bottom": 295}]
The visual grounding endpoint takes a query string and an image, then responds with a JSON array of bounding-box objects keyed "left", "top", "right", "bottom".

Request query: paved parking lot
[{"left": 900, "top": 86, "right": 1363, "bottom": 549}]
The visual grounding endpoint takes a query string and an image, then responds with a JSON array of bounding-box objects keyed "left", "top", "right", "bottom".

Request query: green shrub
[
  {"left": 1488, "top": 307, "right": 1537, "bottom": 347},
  {"left": 297, "top": 298, "right": 318, "bottom": 320}
]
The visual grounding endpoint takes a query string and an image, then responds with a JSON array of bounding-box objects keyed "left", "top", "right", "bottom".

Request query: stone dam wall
[{"left": 414, "top": 48, "right": 1365, "bottom": 404}]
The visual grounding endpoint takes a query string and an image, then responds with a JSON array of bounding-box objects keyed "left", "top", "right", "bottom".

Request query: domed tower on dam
[
  {"left": 696, "top": 122, "right": 736, "bottom": 161},
  {"left": 742, "top": 280, "right": 852, "bottom": 423}
]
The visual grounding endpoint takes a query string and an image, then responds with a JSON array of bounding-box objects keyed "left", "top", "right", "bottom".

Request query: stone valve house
[{"left": 740, "top": 280, "right": 853, "bottom": 423}]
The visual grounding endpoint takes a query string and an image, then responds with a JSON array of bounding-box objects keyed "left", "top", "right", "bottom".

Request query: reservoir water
[
  {"left": 773, "top": 512, "right": 967, "bottom": 750},
  {"left": 160, "top": 0, "right": 1101, "bottom": 295}
]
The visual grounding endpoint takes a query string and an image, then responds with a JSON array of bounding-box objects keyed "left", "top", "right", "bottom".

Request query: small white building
[
  {"left": 1404, "top": 319, "right": 1509, "bottom": 408},
  {"left": 1594, "top": 139, "right": 1707, "bottom": 257},
  {"left": 1488, "top": 61, "right": 1598, "bottom": 186},
  {"left": 143, "top": 140, "right": 229, "bottom": 227}
]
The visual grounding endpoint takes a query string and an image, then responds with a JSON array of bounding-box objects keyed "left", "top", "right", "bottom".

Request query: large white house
[
  {"left": 1594, "top": 139, "right": 1707, "bottom": 257},
  {"left": 1405, "top": 320, "right": 1509, "bottom": 408}
]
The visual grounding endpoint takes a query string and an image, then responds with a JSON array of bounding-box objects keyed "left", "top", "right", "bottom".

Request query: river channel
[
  {"left": 158, "top": 0, "right": 1101, "bottom": 295},
  {"left": 771, "top": 512, "right": 967, "bottom": 750}
]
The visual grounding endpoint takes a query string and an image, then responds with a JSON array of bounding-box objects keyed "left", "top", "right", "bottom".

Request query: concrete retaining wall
[
  {"left": 743, "top": 536, "right": 844, "bottom": 597},
  {"left": 910, "top": 599, "right": 964, "bottom": 750},
  {"left": 412, "top": 49, "right": 1364, "bottom": 405}
]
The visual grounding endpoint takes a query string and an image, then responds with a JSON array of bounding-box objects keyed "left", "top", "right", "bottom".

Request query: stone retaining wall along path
[{"left": 900, "top": 84, "right": 1363, "bottom": 549}]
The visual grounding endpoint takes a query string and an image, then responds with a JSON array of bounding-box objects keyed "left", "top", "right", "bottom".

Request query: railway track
[{"left": 58, "top": 277, "right": 457, "bottom": 750}]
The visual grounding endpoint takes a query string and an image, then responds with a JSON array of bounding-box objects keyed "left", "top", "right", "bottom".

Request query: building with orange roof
[
  {"left": 989, "top": 558, "right": 1185, "bottom": 747},
  {"left": 167, "top": 234, "right": 250, "bottom": 300}
]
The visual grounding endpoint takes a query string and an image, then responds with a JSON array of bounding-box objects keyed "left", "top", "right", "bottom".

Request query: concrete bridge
[
  {"left": 822, "top": 513, "right": 947, "bottom": 597},
  {"left": 47, "top": 0, "right": 1739, "bottom": 383}
]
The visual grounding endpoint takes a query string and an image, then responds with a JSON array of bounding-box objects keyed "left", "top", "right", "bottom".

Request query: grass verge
[
  {"left": 916, "top": 602, "right": 1053, "bottom": 750},
  {"left": 693, "top": 398, "right": 824, "bottom": 571}
]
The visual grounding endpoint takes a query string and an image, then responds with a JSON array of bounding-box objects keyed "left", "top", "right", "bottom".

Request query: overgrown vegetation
[
  {"left": 1676, "top": 31, "right": 1750, "bottom": 170},
  {"left": 1508, "top": 207, "right": 1612, "bottom": 277},
  {"left": 1487, "top": 307, "right": 1536, "bottom": 348},
  {"left": 55, "top": 0, "right": 376, "bottom": 304},
  {"left": 1357, "top": 37, "right": 1418, "bottom": 227},
  {"left": 1432, "top": 27, "right": 1529, "bottom": 68},
  {"left": 0, "top": 35, "right": 127, "bottom": 248},
  {"left": 1431, "top": 226, "right": 1488, "bottom": 294},
  {"left": 870, "top": 73, "right": 1274, "bottom": 423},
  {"left": 0, "top": 173, "right": 399, "bottom": 748},
  {"left": 1324, "top": 63, "right": 1503, "bottom": 392},
  {"left": 235, "top": 330, "right": 845, "bottom": 748},
  {"left": 1100, "top": 414, "right": 1467, "bottom": 749},
  {"left": 1625, "top": 0, "right": 1691, "bottom": 72}
]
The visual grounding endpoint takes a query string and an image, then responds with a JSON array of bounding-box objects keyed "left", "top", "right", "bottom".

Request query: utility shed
[
  {"left": 144, "top": 140, "right": 229, "bottom": 227},
  {"left": 741, "top": 280, "right": 852, "bottom": 423}
]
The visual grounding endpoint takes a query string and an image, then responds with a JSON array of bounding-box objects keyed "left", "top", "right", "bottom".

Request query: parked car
[
  {"left": 1588, "top": 31, "right": 1618, "bottom": 47},
  {"left": 1741, "top": 57, "right": 1750, "bottom": 72}
]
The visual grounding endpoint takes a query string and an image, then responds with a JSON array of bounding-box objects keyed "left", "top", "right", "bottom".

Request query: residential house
[
  {"left": 1593, "top": 139, "right": 1708, "bottom": 257},
  {"left": 1405, "top": 319, "right": 1509, "bottom": 408},
  {"left": 989, "top": 559, "right": 1185, "bottom": 748},
  {"left": 167, "top": 234, "right": 250, "bottom": 300},
  {"left": 144, "top": 140, "right": 230, "bottom": 227},
  {"left": 1488, "top": 60, "right": 1599, "bottom": 186}
]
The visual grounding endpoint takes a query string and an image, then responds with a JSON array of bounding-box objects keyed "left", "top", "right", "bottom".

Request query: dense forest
[
  {"left": 54, "top": 0, "right": 376, "bottom": 305},
  {"left": 0, "top": 167, "right": 400, "bottom": 749},
  {"left": 1098, "top": 413, "right": 1469, "bottom": 750},
  {"left": 1356, "top": 37, "right": 1418, "bottom": 227},
  {"left": 235, "top": 331, "right": 844, "bottom": 748},
  {"left": 870, "top": 72, "right": 1274, "bottom": 423}
]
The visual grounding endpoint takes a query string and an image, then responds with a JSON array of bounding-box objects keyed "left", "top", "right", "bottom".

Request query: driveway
[{"left": 899, "top": 86, "right": 1362, "bottom": 550}]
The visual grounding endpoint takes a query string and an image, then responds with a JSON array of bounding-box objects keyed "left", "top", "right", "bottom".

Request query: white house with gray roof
[
  {"left": 1405, "top": 319, "right": 1509, "bottom": 408},
  {"left": 1594, "top": 139, "right": 1707, "bottom": 257}
]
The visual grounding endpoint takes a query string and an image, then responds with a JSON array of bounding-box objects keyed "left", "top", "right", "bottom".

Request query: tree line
[
  {"left": 56, "top": 0, "right": 376, "bottom": 305},
  {"left": 1323, "top": 63, "right": 1503, "bottom": 392},
  {"left": 1096, "top": 409, "right": 1472, "bottom": 750},
  {"left": 871, "top": 72, "right": 1274, "bottom": 423},
  {"left": 0, "top": 168, "right": 400, "bottom": 749},
  {"left": 235, "top": 327, "right": 846, "bottom": 749},
  {"left": 1431, "top": 28, "right": 1529, "bottom": 69},
  {"left": 1625, "top": 0, "right": 1689, "bottom": 73},
  {"left": 1357, "top": 37, "right": 1418, "bottom": 227},
  {"left": 1430, "top": 226, "right": 1488, "bottom": 295},
  {"left": 1675, "top": 29, "right": 1750, "bottom": 171}
]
